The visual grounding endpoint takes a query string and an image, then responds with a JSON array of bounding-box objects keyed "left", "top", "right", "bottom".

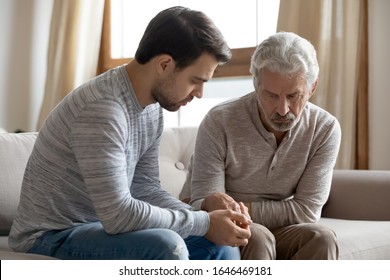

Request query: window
[{"left": 98, "top": 0, "right": 280, "bottom": 127}]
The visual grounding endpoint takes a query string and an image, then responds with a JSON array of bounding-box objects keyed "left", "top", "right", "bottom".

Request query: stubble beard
[
  {"left": 258, "top": 99, "right": 298, "bottom": 132},
  {"left": 270, "top": 112, "right": 298, "bottom": 131},
  {"left": 151, "top": 78, "right": 181, "bottom": 112}
]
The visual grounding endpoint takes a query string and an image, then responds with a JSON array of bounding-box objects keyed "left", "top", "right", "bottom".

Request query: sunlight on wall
[
  {"left": 110, "top": 0, "right": 279, "bottom": 127},
  {"left": 110, "top": 0, "right": 280, "bottom": 57}
]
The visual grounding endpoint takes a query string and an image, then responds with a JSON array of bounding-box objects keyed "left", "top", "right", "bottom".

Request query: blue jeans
[{"left": 28, "top": 222, "right": 240, "bottom": 260}]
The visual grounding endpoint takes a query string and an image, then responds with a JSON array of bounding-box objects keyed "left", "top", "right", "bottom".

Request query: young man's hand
[{"left": 205, "top": 209, "right": 252, "bottom": 247}]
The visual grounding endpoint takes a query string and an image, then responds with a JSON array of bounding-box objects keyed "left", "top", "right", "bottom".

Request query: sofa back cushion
[
  {"left": 0, "top": 133, "right": 37, "bottom": 234},
  {"left": 322, "top": 169, "right": 390, "bottom": 220},
  {"left": 159, "top": 127, "right": 198, "bottom": 198}
]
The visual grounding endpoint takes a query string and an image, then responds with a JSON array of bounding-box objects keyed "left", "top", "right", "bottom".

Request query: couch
[{"left": 1, "top": 127, "right": 390, "bottom": 260}]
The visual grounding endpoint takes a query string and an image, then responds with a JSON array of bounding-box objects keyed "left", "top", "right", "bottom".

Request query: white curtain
[
  {"left": 277, "top": 0, "right": 366, "bottom": 169},
  {"left": 37, "top": 0, "right": 104, "bottom": 129}
]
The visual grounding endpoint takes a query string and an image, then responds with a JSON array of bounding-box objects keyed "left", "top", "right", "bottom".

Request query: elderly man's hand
[
  {"left": 202, "top": 193, "right": 252, "bottom": 229},
  {"left": 201, "top": 192, "right": 240, "bottom": 212}
]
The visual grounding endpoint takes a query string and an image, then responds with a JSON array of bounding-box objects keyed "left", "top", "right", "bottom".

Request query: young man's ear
[{"left": 155, "top": 54, "right": 175, "bottom": 75}]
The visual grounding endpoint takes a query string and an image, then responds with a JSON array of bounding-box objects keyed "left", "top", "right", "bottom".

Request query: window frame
[{"left": 97, "top": 0, "right": 254, "bottom": 78}]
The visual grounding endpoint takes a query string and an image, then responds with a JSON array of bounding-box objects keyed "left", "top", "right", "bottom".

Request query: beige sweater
[{"left": 182, "top": 92, "right": 341, "bottom": 229}]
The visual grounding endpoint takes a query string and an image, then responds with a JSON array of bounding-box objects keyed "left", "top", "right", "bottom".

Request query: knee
[
  {"left": 215, "top": 246, "right": 241, "bottom": 260},
  {"left": 185, "top": 236, "right": 241, "bottom": 260},
  {"left": 309, "top": 224, "right": 337, "bottom": 246},
  {"left": 249, "top": 223, "right": 276, "bottom": 247},
  {"left": 308, "top": 224, "right": 339, "bottom": 259},
  {"left": 241, "top": 223, "right": 276, "bottom": 260},
  {"left": 152, "top": 229, "right": 189, "bottom": 260}
]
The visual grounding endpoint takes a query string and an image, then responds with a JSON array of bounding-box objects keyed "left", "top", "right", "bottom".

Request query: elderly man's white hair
[{"left": 250, "top": 32, "right": 319, "bottom": 91}]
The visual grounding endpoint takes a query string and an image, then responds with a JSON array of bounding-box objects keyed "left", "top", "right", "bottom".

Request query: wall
[
  {"left": 368, "top": 0, "right": 390, "bottom": 169},
  {"left": 0, "top": 0, "right": 52, "bottom": 132},
  {"left": 0, "top": 0, "right": 389, "bottom": 169}
]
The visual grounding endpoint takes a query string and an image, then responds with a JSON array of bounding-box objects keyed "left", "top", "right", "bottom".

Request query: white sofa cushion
[
  {"left": 158, "top": 126, "right": 197, "bottom": 198},
  {"left": 319, "top": 218, "right": 390, "bottom": 259},
  {"left": 0, "top": 133, "right": 37, "bottom": 234}
]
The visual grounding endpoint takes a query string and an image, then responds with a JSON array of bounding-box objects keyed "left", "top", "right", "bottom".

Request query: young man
[
  {"left": 9, "top": 6, "right": 251, "bottom": 260},
  {"left": 182, "top": 32, "right": 341, "bottom": 259}
]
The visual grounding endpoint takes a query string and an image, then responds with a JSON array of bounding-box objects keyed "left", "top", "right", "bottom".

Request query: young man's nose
[{"left": 192, "top": 86, "right": 204, "bottom": 99}]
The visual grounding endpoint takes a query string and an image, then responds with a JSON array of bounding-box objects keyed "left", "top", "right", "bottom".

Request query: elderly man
[{"left": 182, "top": 32, "right": 341, "bottom": 260}]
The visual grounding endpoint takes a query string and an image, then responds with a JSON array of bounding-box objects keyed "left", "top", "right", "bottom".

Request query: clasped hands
[{"left": 203, "top": 193, "right": 252, "bottom": 248}]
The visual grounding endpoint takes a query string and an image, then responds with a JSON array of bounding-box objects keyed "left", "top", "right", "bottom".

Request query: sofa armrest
[{"left": 321, "top": 169, "right": 390, "bottom": 220}]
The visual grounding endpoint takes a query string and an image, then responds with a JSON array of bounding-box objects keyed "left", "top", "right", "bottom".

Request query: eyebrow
[
  {"left": 264, "top": 89, "right": 301, "bottom": 95},
  {"left": 193, "top": 76, "right": 209, "bottom": 83}
]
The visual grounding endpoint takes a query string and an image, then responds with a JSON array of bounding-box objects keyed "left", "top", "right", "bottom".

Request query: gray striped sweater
[{"left": 9, "top": 65, "right": 209, "bottom": 252}]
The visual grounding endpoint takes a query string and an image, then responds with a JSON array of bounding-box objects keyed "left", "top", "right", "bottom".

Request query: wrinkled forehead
[
  {"left": 259, "top": 68, "right": 306, "bottom": 84},
  {"left": 255, "top": 67, "right": 309, "bottom": 90}
]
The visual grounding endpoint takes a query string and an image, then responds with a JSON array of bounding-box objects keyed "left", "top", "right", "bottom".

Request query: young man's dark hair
[{"left": 135, "top": 6, "right": 231, "bottom": 69}]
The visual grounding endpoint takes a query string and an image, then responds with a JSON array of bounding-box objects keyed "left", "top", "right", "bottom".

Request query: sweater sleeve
[
  {"left": 251, "top": 118, "right": 342, "bottom": 228},
  {"left": 69, "top": 100, "right": 209, "bottom": 237},
  {"left": 189, "top": 114, "right": 227, "bottom": 210}
]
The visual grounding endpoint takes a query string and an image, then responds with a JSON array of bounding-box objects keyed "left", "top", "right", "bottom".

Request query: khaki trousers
[{"left": 240, "top": 223, "right": 339, "bottom": 260}]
